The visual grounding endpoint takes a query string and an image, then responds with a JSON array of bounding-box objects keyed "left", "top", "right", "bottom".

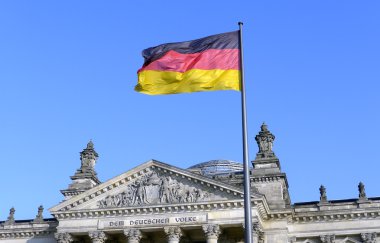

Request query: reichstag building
[{"left": 1, "top": 124, "right": 379, "bottom": 243}]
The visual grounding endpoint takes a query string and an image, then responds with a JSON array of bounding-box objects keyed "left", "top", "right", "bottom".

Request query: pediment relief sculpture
[{"left": 97, "top": 170, "right": 227, "bottom": 208}]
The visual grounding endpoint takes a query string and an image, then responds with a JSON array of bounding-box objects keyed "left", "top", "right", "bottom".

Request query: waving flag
[{"left": 135, "top": 31, "right": 241, "bottom": 95}]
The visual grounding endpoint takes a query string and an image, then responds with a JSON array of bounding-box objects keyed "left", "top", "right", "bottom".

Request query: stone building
[{"left": 1, "top": 124, "right": 379, "bottom": 243}]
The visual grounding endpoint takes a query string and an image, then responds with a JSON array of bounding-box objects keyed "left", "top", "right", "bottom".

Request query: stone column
[
  {"left": 89, "top": 231, "right": 107, "bottom": 243},
  {"left": 164, "top": 226, "right": 183, "bottom": 243},
  {"left": 124, "top": 229, "right": 142, "bottom": 243},
  {"left": 202, "top": 224, "right": 221, "bottom": 243},
  {"left": 55, "top": 232, "right": 74, "bottom": 243}
]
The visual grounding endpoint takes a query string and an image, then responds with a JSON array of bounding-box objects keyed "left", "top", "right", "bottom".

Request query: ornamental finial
[
  {"left": 80, "top": 140, "right": 98, "bottom": 171},
  {"left": 87, "top": 140, "right": 94, "bottom": 149}
]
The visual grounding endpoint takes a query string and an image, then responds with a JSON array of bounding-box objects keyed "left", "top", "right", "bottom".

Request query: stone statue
[
  {"left": 8, "top": 207, "right": 15, "bottom": 219},
  {"left": 319, "top": 185, "right": 327, "bottom": 202},
  {"left": 33, "top": 205, "right": 44, "bottom": 223},
  {"left": 255, "top": 123, "right": 275, "bottom": 158},
  {"left": 4, "top": 207, "right": 15, "bottom": 225},
  {"left": 358, "top": 182, "right": 367, "bottom": 200}
]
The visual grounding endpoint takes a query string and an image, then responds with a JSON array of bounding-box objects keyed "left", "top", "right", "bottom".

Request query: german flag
[{"left": 135, "top": 31, "right": 241, "bottom": 95}]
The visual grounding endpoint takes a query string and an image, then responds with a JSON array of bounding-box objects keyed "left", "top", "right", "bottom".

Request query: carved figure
[
  {"left": 33, "top": 205, "right": 44, "bottom": 223},
  {"left": 4, "top": 207, "right": 15, "bottom": 225},
  {"left": 8, "top": 207, "right": 15, "bottom": 220},
  {"left": 358, "top": 182, "right": 367, "bottom": 199},
  {"left": 319, "top": 185, "right": 327, "bottom": 202},
  {"left": 258, "top": 137, "right": 272, "bottom": 152},
  {"left": 160, "top": 177, "right": 173, "bottom": 203},
  {"left": 255, "top": 123, "right": 275, "bottom": 158}
]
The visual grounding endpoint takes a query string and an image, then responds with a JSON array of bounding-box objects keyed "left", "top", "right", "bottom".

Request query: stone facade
[{"left": 1, "top": 125, "right": 380, "bottom": 243}]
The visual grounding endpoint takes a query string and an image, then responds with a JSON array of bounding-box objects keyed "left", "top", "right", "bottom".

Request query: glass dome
[{"left": 187, "top": 160, "right": 243, "bottom": 176}]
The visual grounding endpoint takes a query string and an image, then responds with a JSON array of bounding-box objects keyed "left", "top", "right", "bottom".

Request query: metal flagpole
[{"left": 238, "top": 22, "right": 253, "bottom": 243}]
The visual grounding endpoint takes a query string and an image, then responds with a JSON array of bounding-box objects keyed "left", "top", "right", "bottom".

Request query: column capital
[
  {"left": 242, "top": 222, "right": 264, "bottom": 243},
  {"left": 202, "top": 224, "right": 221, "bottom": 240},
  {"left": 361, "top": 232, "right": 377, "bottom": 243},
  {"left": 289, "top": 236, "right": 297, "bottom": 243},
  {"left": 124, "top": 228, "right": 142, "bottom": 242},
  {"left": 320, "top": 234, "right": 335, "bottom": 243},
  {"left": 55, "top": 232, "right": 74, "bottom": 243},
  {"left": 242, "top": 221, "right": 262, "bottom": 235},
  {"left": 164, "top": 226, "right": 183, "bottom": 241},
  {"left": 89, "top": 231, "right": 107, "bottom": 243}
]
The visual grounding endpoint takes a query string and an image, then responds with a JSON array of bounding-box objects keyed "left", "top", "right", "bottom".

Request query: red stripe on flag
[{"left": 138, "top": 49, "right": 239, "bottom": 73}]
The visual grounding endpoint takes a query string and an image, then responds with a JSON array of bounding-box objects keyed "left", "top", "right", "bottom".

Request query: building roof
[{"left": 187, "top": 159, "right": 243, "bottom": 176}]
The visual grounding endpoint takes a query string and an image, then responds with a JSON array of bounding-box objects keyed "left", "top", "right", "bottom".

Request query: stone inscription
[
  {"left": 97, "top": 171, "right": 223, "bottom": 208},
  {"left": 98, "top": 215, "right": 207, "bottom": 229}
]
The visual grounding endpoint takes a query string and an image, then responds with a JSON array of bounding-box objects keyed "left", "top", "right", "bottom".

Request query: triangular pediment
[{"left": 50, "top": 160, "right": 253, "bottom": 213}]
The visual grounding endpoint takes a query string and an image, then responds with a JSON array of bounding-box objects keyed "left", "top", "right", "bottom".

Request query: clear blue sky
[{"left": 0, "top": 1, "right": 379, "bottom": 219}]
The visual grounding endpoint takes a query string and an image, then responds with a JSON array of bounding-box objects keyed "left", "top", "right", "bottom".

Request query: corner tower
[
  {"left": 60, "top": 140, "right": 101, "bottom": 200},
  {"left": 251, "top": 123, "right": 291, "bottom": 209}
]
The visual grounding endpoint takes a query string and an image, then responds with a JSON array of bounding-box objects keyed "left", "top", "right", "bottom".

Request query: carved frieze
[{"left": 97, "top": 171, "right": 223, "bottom": 208}]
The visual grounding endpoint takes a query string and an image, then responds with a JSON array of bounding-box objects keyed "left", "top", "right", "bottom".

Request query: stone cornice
[
  {"left": 250, "top": 173, "right": 289, "bottom": 187},
  {"left": 0, "top": 230, "right": 54, "bottom": 239},
  {"left": 51, "top": 197, "right": 272, "bottom": 222},
  {"left": 262, "top": 204, "right": 380, "bottom": 223},
  {"left": 289, "top": 198, "right": 380, "bottom": 223},
  {"left": 292, "top": 210, "right": 380, "bottom": 224},
  {"left": 250, "top": 173, "right": 287, "bottom": 182},
  {"left": 52, "top": 199, "right": 247, "bottom": 220},
  {"left": 0, "top": 221, "right": 57, "bottom": 239}
]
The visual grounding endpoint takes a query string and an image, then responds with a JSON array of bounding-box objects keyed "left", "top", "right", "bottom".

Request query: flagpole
[{"left": 238, "top": 22, "right": 253, "bottom": 243}]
